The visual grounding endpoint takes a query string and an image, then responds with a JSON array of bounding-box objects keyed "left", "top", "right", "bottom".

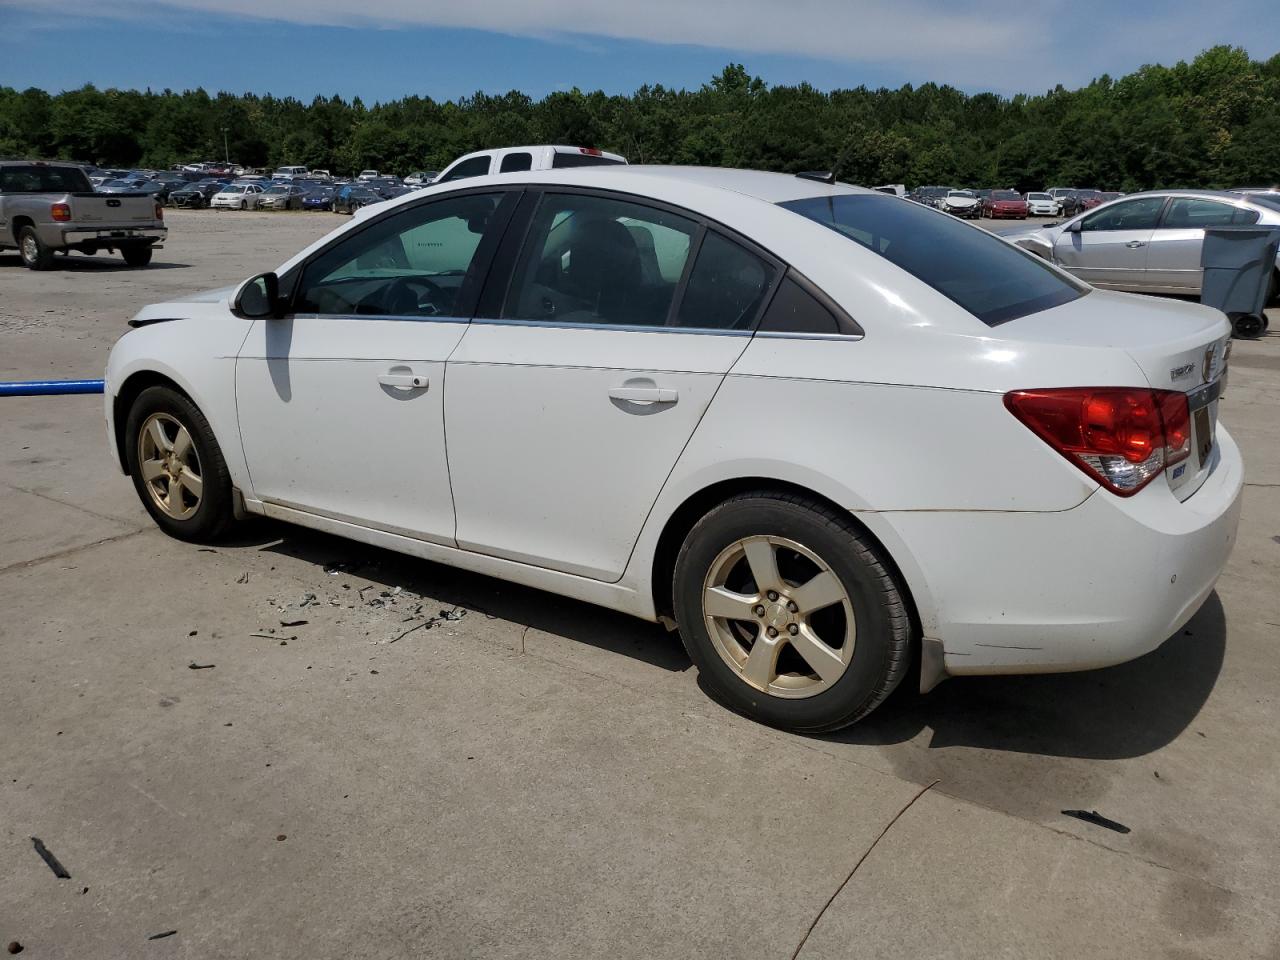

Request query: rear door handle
[
  {"left": 1126, "top": 241, "right": 1146, "bottom": 248},
  {"left": 608, "top": 386, "right": 678, "bottom": 404},
  {"left": 378, "top": 373, "right": 429, "bottom": 389}
]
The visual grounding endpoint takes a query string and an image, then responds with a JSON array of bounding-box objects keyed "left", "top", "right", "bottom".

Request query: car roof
[{"left": 491, "top": 165, "right": 873, "bottom": 204}]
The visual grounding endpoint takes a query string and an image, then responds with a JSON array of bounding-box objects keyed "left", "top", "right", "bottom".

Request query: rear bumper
[
  {"left": 884, "top": 426, "right": 1244, "bottom": 676},
  {"left": 57, "top": 225, "right": 167, "bottom": 249}
]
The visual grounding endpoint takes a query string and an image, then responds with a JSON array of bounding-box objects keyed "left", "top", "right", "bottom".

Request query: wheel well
[
  {"left": 649, "top": 478, "right": 922, "bottom": 650},
  {"left": 112, "top": 371, "right": 191, "bottom": 472},
  {"left": 11, "top": 216, "right": 34, "bottom": 243}
]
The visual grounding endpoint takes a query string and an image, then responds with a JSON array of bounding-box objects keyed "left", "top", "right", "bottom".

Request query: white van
[
  {"left": 273, "top": 166, "right": 308, "bottom": 180},
  {"left": 433, "top": 145, "right": 626, "bottom": 184}
]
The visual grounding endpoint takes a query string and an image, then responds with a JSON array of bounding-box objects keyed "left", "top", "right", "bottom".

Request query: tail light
[
  {"left": 51, "top": 202, "right": 71, "bottom": 222},
  {"left": 1005, "top": 387, "right": 1191, "bottom": 496},
  {"left": 578, "top": 147, "right": 603, "bottom": 156},
  {"left": 155, "top": 202, "right": 164, "bottom": 221}
]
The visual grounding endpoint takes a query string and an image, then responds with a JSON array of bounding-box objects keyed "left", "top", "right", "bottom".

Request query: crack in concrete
[{"left": 0, "top": 526, "right": 151, "bottom": 577}]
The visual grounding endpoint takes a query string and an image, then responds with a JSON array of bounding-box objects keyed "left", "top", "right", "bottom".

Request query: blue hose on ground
[{"left": 0, "top": 379, "right": 105, "bottom": 397}]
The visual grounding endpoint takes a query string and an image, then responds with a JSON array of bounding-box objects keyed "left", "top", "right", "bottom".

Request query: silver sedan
[{"left": 1000, "top": 190, "right": 1280, "bottom": 297}]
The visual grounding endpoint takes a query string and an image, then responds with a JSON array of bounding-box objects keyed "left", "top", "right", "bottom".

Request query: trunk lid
[
  {"left": 71, "top": 192, "right": 157, "bottom": 224},
  {"left": 1001, "top": 289, "right": 1232, "bottom": 501}
]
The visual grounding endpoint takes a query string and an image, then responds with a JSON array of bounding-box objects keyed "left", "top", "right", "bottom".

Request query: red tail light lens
[
  {"left": 1005, "top": 387, "right": 1191, "bottom": 496},
  {"left": 578, "top": 147, "right": 603, "bottom": 156},
  {"left": 51, "top": 202, "right": 71, "bottom": 222},
  {"left": 155, "top": 202, "right": 164, "bottom": 221}
]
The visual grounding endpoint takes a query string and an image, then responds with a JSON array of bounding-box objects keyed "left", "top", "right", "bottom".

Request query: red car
[
  {"left": 1075, "top": 189, "right": 1106, "bottom": 211},
  {"left": 982, "top": 189, "right": 1028, "bottom": 219}
]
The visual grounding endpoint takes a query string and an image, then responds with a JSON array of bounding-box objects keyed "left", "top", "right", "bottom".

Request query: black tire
[
  {"left": 121, "top": 244, "right": 153, "bottom": 268},
  {"left": 240, "top": 200, "right": 247, "bottom": 210},
  {"left": 1231, "top": 313, "right": 1266, "bottom": 339},
  {"left": 18, "top": 225, "right": 55, "bottom": 270},
  {"left": 125, "top": 386, "right": 235, "bottom": 543},
  {"left": 673, "top": 491, "right": 912, "bottom": 732}
]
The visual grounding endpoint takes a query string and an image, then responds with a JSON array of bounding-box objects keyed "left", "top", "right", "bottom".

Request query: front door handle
[
  {"left": 608, "top": 386, "right": 678, "bottom": 404},
  {"left": 1126, "top": 240, "right": 1147, "bottom": 248},
  {"left": 378, "top": 373, "right": 429, "bottom": 389}
]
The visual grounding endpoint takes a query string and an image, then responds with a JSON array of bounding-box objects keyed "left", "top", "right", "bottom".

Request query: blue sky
[{"left": 1, "top": 0, "right": 1277, "bottom": 102}]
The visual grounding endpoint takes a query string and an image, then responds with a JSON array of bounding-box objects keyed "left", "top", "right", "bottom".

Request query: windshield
[
  {"left": 1027, "top": 193, "right": 1051, "bottom": 200},
  {"left": 780, "top": 194, "right": 1087, "bottom": 326},
  {"left": 0, "top": 165, "right": 94, "bottom": 193},
  {"left": 992, "top": 191, "right": 1021, "bottom": 200}
]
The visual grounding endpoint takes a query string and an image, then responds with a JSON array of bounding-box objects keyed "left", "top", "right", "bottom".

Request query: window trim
[
  {"left": 282, "top": 186, "right": 523, "bottom": 322},
  {"left": 1156, "top": 195, "right": 1259, "bottom": 230},
  {"left": 475, "top": 185, "right": 790, "bottom": 335}
]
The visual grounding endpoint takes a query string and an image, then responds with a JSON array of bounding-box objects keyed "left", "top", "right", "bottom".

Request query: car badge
[{"left": 1169, "top": 362, "right": 1195, "bottom": 381}]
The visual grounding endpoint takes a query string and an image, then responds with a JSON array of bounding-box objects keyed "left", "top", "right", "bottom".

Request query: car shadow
[
  {"left": 829, "top": 591, "right": 1226, "bottom": 761},
  {"left": 0, "top": 253, "right": 190, "bottom": 271},
  {"left": 234, "top": 519, "right": 692, "bottom": 674}
]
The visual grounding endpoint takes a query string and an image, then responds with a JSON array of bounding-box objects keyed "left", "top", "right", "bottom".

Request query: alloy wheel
[
  {"left": 137, "top": 412, "right": 203, "bottom": 520},
  {"left": 701, "top": 535, "right": 855, "bottom": 699}
]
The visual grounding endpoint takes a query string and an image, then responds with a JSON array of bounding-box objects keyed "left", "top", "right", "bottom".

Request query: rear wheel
[
  {"left": 125, "top": 386, "right": 235, "bottom": 542},
  {"left": 673, "top": 492, "right": 912, "bottom": 732},
  {"left": 121, "top": 244, "right": 153, "bottom": 268},
  {"left": 19, "top": 226, "right": 55, "bottom": 270}
]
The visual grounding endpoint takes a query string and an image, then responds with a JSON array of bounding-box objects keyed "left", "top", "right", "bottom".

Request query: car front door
[
  {"left": 1144, "top": 196, "right": 1260, "bottom": 294},
  {"left": 1052, "top": 195, "right": 1167, "bottom": 289},
  {"left": 444, "top": 189, "right": 781, "bottom": 581},
  {"left": 235, "top": 189, "right": 517, "bottom": 543}
]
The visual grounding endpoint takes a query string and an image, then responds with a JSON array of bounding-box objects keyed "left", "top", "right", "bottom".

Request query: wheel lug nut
[
  {"left": 787, "top": 624, "right": 799, "bottom": 636},
  {"left": 766, "top": 626, "right": 778, "bottom": 638},
  {"left": 787, "top": 601, "right": 798, "bottom": 613},
  {"left": 767, "top": 591, "right": 779, "bottom": 602},
  {"left": 753, "top": 605, "right": 766, "bottom": 617}
]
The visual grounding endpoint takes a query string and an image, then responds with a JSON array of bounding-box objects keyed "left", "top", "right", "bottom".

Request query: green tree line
[{"left": 1, "top": 45, "right": 1277, "bottom": 191}]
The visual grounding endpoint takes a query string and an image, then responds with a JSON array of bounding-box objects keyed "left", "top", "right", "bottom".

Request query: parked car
[
  {"left": 357, "top": 170, "right": 380, "bottom": 181},
  {"left": 273, "top": 166, "right": 308, "bottom": 181},
  {"left": 915, "top": 186, "right": 951, "bottom": 209},
  {"left": 433, "top": 145, "right": 626, "bottom": 184},
  {"left": 1001, "top": 189, "right": 1280, "bottom": 298},
  {"left": 940, "top": 189, "right": 981, "bottom": 219},
  {"left": 301, "top": 186, "right": 336, "bottom": 211},
  {"left": 1075, "top": 189, "right": 1106, "bottom": 212},
  {"left": 0, "top": 160, "right": 165, "bottom": 268},
  {"left": 169, "top": 181, "right": 225, "bottom": 208},
  {"left": 871, "top": 184, "right": 907, "bottom": 197},
  {"left": 1100, "top": 191, "right": 1124, "bottom": 203},
  {"left": 1024, "top": 192, "right": 1060, "bottom": 217},
  {"left": 404, "top": 171, "right": 440, "bottom": 187},
  {"left": 104, "top": 166, "right": 1243, "bottom": 732},
  {"left": 102, "top": 179, "right": 176, "bottom": 202},
  {"left": 309, "top": 169, "right": 332, "bottom": 180},
  {"left": 983, "top": 189, "right": 1028, "bottom": 219},
  {"left": 258, "top": 184, "right": 308, "bottom": 211},
  {"left": 333, "top": 184, "right": 382, "bottom": 214},
  {"left": 211, "top": 183, "right": 266, "bottom": 210}
]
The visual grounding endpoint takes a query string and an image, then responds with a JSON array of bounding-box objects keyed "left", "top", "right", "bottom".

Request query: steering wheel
[{"left": 383, "top": 275, "right": 447, "bottom": 317}]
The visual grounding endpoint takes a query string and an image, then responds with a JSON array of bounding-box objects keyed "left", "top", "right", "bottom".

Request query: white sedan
[
  {"left": 210, "top": 183, "right": 265, "bottom": 210},
  {"left": 104, "top": 166, "right": 1243, "bottom": 731},
  {"left": 1025, "top": 192, "right": 1060, "bottom": 216}
]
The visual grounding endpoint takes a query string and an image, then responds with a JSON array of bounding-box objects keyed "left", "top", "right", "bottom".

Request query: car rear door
[
  {"left": 1052, "top": 195, "right": 1166, "bottom": 288},
  {"left": 235, "top": 189, "right": 518, "bottom": 543},
  {"left": 444, "top": 188, "right": 781, "bottom": 581},
  {"left": 1144, "top": 196, "right": 1260, "bottom": 294}
]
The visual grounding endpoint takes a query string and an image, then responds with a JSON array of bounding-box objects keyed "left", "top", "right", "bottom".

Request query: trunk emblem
[
  {"left": 106, "top": 198, "right": 121, "bottom": 207},
  {"left": 1169, "top": 362, "right": 1195, "bottom": 381}
]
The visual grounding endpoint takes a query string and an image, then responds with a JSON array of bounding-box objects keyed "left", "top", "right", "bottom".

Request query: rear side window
[
  {"left": 674, "top": 232, "right": 776, "bottom": 330},
  {"left": 1161, "top": 197, "right": 1259, "bottom": 228},
  {"left": 440, "top": 156, "right": 492, "bottom": 183},
  {"left": 758, "top": 277, "right": 841, "bottom": 335},
  {"left": 551, "top": 152, "right": 625, "bottom": 169},
  {"left": 780, "top": 194, "right": 1086, "bottom": 326},
  {"left": 499, "top": 152, "right": 533, "bottom": 173},
  {"left": 0, "top": 165, "right": 92, "bottom": 193}
]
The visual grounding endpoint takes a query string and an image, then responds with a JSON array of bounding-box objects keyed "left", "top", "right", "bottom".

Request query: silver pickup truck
[{"left": 0, "top": 160, "right": 167, "bottom": 270}]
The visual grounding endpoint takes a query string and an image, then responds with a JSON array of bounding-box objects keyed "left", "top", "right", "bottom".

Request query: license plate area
[{"left": 1185, "top": 376, "right": 1221, "bottom": 470}]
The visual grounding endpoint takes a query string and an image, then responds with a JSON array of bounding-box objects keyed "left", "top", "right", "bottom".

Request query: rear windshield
[
  {"left": 551, "top": 152, "right": 625, "bottom": 169},
  {"left": 780, "top": 194, "right": 1087, "bottom": 326},
  {"left": 1245, "top": 194, "right": 1280, "bottom": 214},
  {"left": 992, "top": 190, "right": 1021, "bottom": 200},
  {"left": 0, "top": 165, "right": 93, "bottom": 194}
]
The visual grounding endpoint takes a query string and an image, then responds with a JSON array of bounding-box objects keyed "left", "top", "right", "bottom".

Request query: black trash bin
[{"left": 1199, "top": 226, "right": 1279, "bottom": 339}]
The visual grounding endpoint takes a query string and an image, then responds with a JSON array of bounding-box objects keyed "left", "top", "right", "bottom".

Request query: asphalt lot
[{"left": 2, "top": 209, "right": 1279, "bottom": 959}]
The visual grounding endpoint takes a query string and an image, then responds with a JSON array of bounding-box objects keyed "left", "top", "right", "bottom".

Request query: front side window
[
  {"left": 295, "top": 192, "right": 504, "bottom": 318},
  {"left": 781, "top": 193, "right": 1086, "bottom": 326},
  {"left": 440, "top": 155, "right": 492, "bottom": 183},
  {"left": 1080, "top": 196, "right": 1166, "bottom": 232},
  {"left": 504, "top": 193, "right": 696, "bottom": 326},
  {"left": 1161, "top": 197, "right": 1259, "bottom": 229}
]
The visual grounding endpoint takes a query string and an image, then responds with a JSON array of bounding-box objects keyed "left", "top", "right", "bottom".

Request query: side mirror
[
  {"left": 1065, "top": 219, "right": 1083, "bottom": 234},
  {"left": 236, "top": 272, "right": 281, "bottom": 318}
]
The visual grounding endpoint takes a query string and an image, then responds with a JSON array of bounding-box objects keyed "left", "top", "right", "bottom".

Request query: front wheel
[
  {"left": 673, "top": 492, "right": 912, "bottom": 732},
  {"left": 125, "top": 386, "right": 235, "bottom": 542}
]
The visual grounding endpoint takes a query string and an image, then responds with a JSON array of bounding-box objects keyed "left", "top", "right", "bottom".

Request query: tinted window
[
  {"left": 758, "top": 276, "right": 841, "bottom": 335},
  {"left": 1081, "top": 196, "right": 1166, "bottom": 232},
  {"left": 440, "top": 156, "right": 492, "bottom": 182},
  {"left": 0, "top": 165, "right": 93, "bottom": 193},
  {"left": 499, "top": 152, "right": 533, "bottom": 173},
  {"left": 781, "top": 194, "right": 1086, "bottom": 326},
  {"left": 1161, "top": 197, "right": 1259, "bottom": 228},
  {"left": 296, "top": 193, "right": 504, "bottom": 318},
  {"left": 674, "top": 232, "right": 776, "bottom": 330},
  {"left": 504, "top": 193, "right": 696, "bottom": 326},
  {"left": 551, "top": 152, "right": 625, "bottom": 169}
]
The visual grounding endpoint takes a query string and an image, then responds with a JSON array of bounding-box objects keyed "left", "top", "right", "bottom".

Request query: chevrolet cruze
[{"left": 104, "top": 167, "right": 1242, "bottom": 731}]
